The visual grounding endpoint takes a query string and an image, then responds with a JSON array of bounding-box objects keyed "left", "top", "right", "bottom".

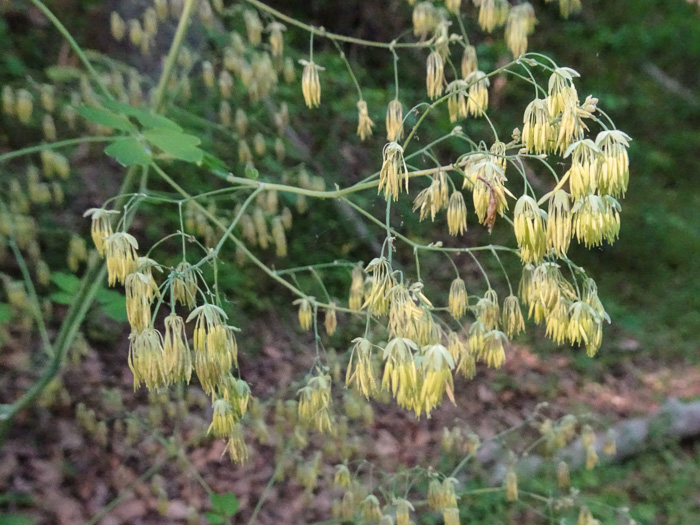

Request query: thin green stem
[
  {"left": 385, "top": 197, "right": 393, "bottom": 264},
  {"left": 183, "top": 184, "right": 264, "bottom": 273},
  {"left": 330, "top": 38, "right": 363, "bottom": 100},
  {"left": 153, "top": 163, "right": 360, "bottom": 315},
  {"left": 247, "top": 446, "right": 293, "bottom": 525},
  {"left": 521, "top": 52, "right": 558, "bottom": 71},
  {"left": 275, "top": 261, "right": 358, "bottom": 276},
  {"left": 391, "top": 47, "right": 400, "bottom": 98},
  {"left": 225, "top": 160, "right": 454, "bottom": 200},
  {"left": 84, "top": 456, "right": 170, "bottom": 525},
  {"left": 341, "top": 196, "right": 517, "bottom": 257},
  {"left": 363, "top": 308, "right": 372, "bottom": 338},
  {"left": 413, "top": 246, "right": 422, "bottom": 282},
  {"left": 402, "top": 95, "right": 447, "bottom": 150},
  {"left": 456, "top": 15, "right": 470, "bottom": 47},
  {"left": 244, "top": 0, "right": 431, "bottom": 49},
  {"left": 152, "top": 0, "right": 197, "bottom": 111},
  {"left": 537, "top": 170, "right": 571, "bottom": 206},
  {"left": 442, "top": 251, "right": 461, "bottom": 279},
  {"left": 312, "top": 302, "right": 321, "bottom": 358},
  {"left": 28, "top": 0, "right": 112, "bottom": 98},
  {"left": 144, "top": 233, "right": 186, "bottom": 259},
  {"left": 7, "top": 239, "right": 53, "bottom": 357},
  {"left": 595, "top": 108, "right": 617, "bottom": 130},
  {"left": 178, "top": 202, "right": 187, "bottom": 257},
  {"left": 491, "top": 247, "right": 513, "bottom": 295},
  {"left": 154, "top": 434, "right": 216, "bottom": 496},
  {"left": 310, "top": 268, "right": 331, "bottom": 303},
  {"left": 0, "top": 136, "right": 115, "bottom": 164}
]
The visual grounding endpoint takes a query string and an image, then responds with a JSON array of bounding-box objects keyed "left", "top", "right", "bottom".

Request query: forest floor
[{"left": 1, "top": 312, "right": 699, "bottom": 525}]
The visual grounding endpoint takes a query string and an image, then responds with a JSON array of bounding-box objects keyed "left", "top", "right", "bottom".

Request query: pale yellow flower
[
  {"left": 83, "top": 208, "right": 119, "bottom": 256},
  {"left": 565, "top": 139, "right": 600, "bottom": 199},
  {"left": 110, "top": 12, "right": 126, "bottom": 41},
  {"left": 546, "top": 190, "right": 573, "bottom": 257},
  {"left": 513, "top": 195, "right": 547, "bottom": 264},
  {"left": 477, "top": 0, "right": 510, "bottom": 32},
  {"left": 505, "top": 467, "right": 518, "bottom": 501},
  {"left": 595, "top": 130, "right": 631, "bottom": 198},
  {"left": 103, "top": 232, "right": 138, "bottom": 286},
  {"left": 465, "top": 70, "right": 490, "bottom": 117},
  {"left": 413, "top": 2, "right": 439, "bottom": 38},
  {"left": 522, "top": 98, "right": 555, "bottom": 154},
  {"left": 163, "top": 314, "right": 193, "bottom": 384},
  {"left": 447, "top": 190, "right": 468, "bottom": 235},
  {"left": 346, "top": 337, "right": 377, "bottom": 398},
  {"left": 244, "top": 10, "right": 263, "bottom": 45},
  {"left": 378, "top": 142, "right": 409, "bottom": 201},
  {"left": 386, "top": 99, "right": 404, "bottom": 142},
  {"left": 447, "top": 80, "right": 468, "bottom": 122},
  {"left": 300, "top": 59, "right": 323, "bottom": 108},
  {"left": 267, "top": 22, "right": 286, "bottom": 57},
  {"left": 505, "top": 3, "right": 536, "bottom": 57},
  {"left": 559, "top": 0, "right": 583, "bottom": 19},
  {"left": 324, "top": 302, "right": 338, "bottom": 336},
  {"left": 426, "top": 50, "right": 445, "bottom": 100},
  {"left": 502, "top": 295, "right": 525, "bottom": 338},
  {"left": 356, "top": 100, "right": 374, "bottom": 140},
  {"left": 128, "top": 328, "right": 166, "bottom": 391},
  {"left": 448, "top": 278, "right": 469, "bottom": 319},
  {"left": 16, "top": 89, "right": 33, "bottom": 124},
  {"left": 461, "top": 45, "right": 478, "bottom": 77},
  {"left": 294, "top": 297, "right": 314, "bottom": 330}
]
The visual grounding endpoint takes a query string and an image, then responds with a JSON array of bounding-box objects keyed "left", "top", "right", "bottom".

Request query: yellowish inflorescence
[
  {"left": 300, "top": 59, "right": 323, "bottom": 108},
  {"left": 61, "top": 0, "right": 624, "bottom": 494}
]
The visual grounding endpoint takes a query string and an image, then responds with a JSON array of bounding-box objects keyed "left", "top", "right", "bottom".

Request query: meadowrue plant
[{"left": 0, "top": 0, "right": 637, "bottom": 522}]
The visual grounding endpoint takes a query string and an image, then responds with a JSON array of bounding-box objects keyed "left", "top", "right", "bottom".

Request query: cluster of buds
[
  {"left": 412, "top": 171, "right": 449, "bottom": 222},
  {"left": 297, "top": 371, "right": 335, "bottom": 433},
  {"left": 546, "top": 0, "right": 583, "bottom": 19},
  {"left": 236, "top": 194, "right": 292, "bottom": 258},
  {"left": 462, "top": 146, "right": 510, "bottom": 232},
  {"left": 475, "top": 0, "right": 510, "bottom": 33},
  {"left": 520, "top": 263, "right": 609, "bottom": 356},
  {"left": 517, "top": 70, "right": 629, "bottom": 264},
  {"left": 83, "top": 197, "right": 256, "bottom": 462},
  {"left": 343, "top": 264, "right": 521, "bottom": 417},
  {"left": 505, "top": 3, "right": 536, "bottom": 57}
]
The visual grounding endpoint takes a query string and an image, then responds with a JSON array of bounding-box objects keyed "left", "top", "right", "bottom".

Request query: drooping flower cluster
[{"left": 66, "top": 0, "right": 626, "bottom": 482}]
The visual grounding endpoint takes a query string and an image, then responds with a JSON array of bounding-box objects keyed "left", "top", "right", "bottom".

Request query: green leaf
[
  {"left": 50, "top": 292, "right": 74, "bottom": 305},
  {"left": 133, "top": 112, "right": 182, "bottom": 131},
  {"left": 204, "top": 513, "right": 225, "bottom": 524},
  {"left": 102, "top": 100, "right": 182, "bottom": 131},
  {"left": 0, "top": 513, "right": 35, "bottom": 525},
  {"left": 105, "top": 138, "right": 150, "bottom": 167},
  {"left": 50, "top": 272, "right": 81, "bottom": 293},
  {"left": 201, "top": 152, "right": 231, "bottom": 178},
  {"left": 78, "top": 105, "right": 137, "bottom": 133},
  {"left": 0, "top": 303, "right": 12, "bottom": 322},
  {"left": 96, "top": 288, "right": 126, "bottom": 305},
  {"left": 210, "top": 493, "right": 239, "bottom": 516},
  {"left": 101, "top": 301, "right": 127, "bottom": 322},
  {"left": 45, "top": 65, "right": 83, "bottom": 82},
  {"left": 0, "top": 492, "right": 34, "bottom": 506},
  {"left": 3, "top": 54, "right": 27, "bottom": 77},
  {"left": 244, "top": 165, "right": 259, "bottom": 179},
  {"left": 97, "top": 290, "right": 127, "bottom": 323},
  {"left": 143, "top": 128, "right": 203, "bottom": 163}
]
